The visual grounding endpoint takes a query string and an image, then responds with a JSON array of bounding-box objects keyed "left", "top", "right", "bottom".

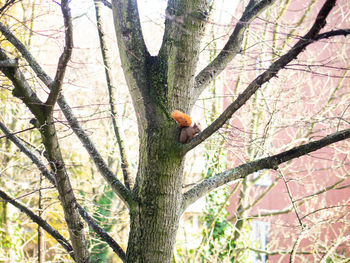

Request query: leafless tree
[{"left": 0, "top": 0, "right": 349, "bottom": 262}]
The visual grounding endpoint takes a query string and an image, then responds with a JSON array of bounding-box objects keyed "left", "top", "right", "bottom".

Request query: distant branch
[
  {"left": 0, "top": 126, "right": 36, "bottom": 140},
  {"left": 248, "top": 234, "right": 350, "bottom": 260},
  {"left": 280, "top": 169, "right": 304, "bottom": 228},
  {"left": 242, "top": 175, "right": 279, "bottom": 212},
  {"left": 294, "top": 175, "right": 350, "bottom": 203},
  {"left": 94, "top": 0, "right": 133, "bottom": 190},
  {"left": 182, "top": 128, "right": 350, "bottom": 211},
  {"left": 251, "top": 175, "right": 350, "bottom": 218},
  {"left": 290, "top": 227, "right": 309, "bottom": 263},
  {"left": 301, "top": 204, "right": 350, "bottom": 221},
  {"left": 45, "top": 0, "right": 73, "bottom": 109},
  {"left": 0, "top": 121, "right": 127, "bottom": 262},
  {"left": 0, "top": 189, "right": 75, "bottom": 259},
  {"left": 184, "top": 0, "right": 339, "bottom": 153},
  {"left": 96, "top": 0, "right": 112, "bottom": 9},
  {"left": 0, "top": 58, "right": 17, "bottom": 67},
  {"left": 247, "top": 247, "right": 312, "bottom": 256},
  {"left": 320, "top": 235, "right": 350, "bottom": 263},
  {"left": 193, "top": 0, "right": 277, "bottom": 99},
  {"left": 0, "top": 0, "right": 17, "bottom": 14},
  {"left": 0, "top": 21, "right": 133, "bottom": 206}
]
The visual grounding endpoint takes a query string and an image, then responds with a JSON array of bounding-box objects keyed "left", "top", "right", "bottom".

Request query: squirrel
[{"left": 171, "top": 110, "right": 201, "bottom": 143}]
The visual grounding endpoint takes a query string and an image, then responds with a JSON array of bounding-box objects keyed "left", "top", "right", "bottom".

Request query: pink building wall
[{"left": 224, "top": 0, "right": 350, "bottom": 262}]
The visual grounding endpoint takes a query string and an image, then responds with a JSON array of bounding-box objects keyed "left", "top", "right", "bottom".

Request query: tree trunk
[{"left": 126, "top": 123, "right": 185, "bottom": 262}]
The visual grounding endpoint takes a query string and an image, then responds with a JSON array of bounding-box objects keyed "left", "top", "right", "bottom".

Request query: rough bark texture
[
  {"left": 127, "top": 135, "right": 184, "bottom": 262},
  {"left": 111, "top": 0, "right": 212, "bottom": 261}
]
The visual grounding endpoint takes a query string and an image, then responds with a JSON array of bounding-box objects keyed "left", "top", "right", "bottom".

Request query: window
[
  {"left": 250, "top": 220, "right": 269, "bottom": 263},
  {"left": 253, "top": 170, "right": 272, "bottom": 187}
]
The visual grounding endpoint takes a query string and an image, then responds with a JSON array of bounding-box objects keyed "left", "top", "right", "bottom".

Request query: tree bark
[
  {"left": 125, "top": 121, "right": 185, "bottom": 262},
  {"left": 111, "top": 1, "right": 211, "bottom": 261}
]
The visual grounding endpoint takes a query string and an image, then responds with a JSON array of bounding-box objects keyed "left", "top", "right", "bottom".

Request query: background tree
[{"left": 0, "top": 0, "right": 349, "bottom": 262}]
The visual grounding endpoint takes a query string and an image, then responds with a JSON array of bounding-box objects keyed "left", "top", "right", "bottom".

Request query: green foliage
[
  {"left": 9, "top": 217, "right": 24, "bottom": 261},
  {"left": 88, "top": 186, "right": 116, "bottom": 262},
  {"left": 188, "top": 131, "right": 254, "bottom": 262},
  {"left": 197, "top": 136, "right": 237, "bottom": 262},
  {"left": 201, "top": 189, "right": 235, "bottom": 262},
  {"left": 199, "top": 188, "right": 253, "bottom": 262},
  {"left": 0, "top": 214, "right": 24, "bottom": 262}
]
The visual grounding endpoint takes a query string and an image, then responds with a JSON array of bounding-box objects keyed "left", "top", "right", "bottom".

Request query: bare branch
[
  {"left": 59, "top": 96, "right": 134, "bottom": 206},
  {"left": 320, "top": 235, "right": 350, "bottom": 263},
  {"left": 247, "top": 247, "right": 312, "bottom": 256},
  {"left": 183, "top": 0, "right": 339, "bottom": 153},
  {"left": 193, "top": 0, "right": 277, "bottom": 99},
  {"left": 0, "top": 22, "right": 133, "bottom": 206},
  {"left": 97, "top": 0, "right": 112, "bottom": 9},
  {"left": 182, "top": 127, "right": 350, "bottom": 211},
  {"left": 111, "top": 0, "right": 151, "bottom": 123},
  {"left": 294, "top": 175, "right": 350, "bottom": 202},
  {"left": 290, "top": 227, "right": 310, "bottom": 263},
  {"left": 0, "top": 121, "right": 55, "bottom": 183},
  {"left": 0, "top": 58, "right": 17, "bottom": 67},
  {"left": 0, "top": 49, "right": 45, "bottom": 120},
  {"left": 45, "top": 0, "right": 73, "bottom": 109},
  {"left": 0, "top": 0, "right": 17, "bottom": 15},
  {"left": 315, "top": 28, "right": 350, "bottom": 40},
  {"left": 279, "top": 169, "right": 304, "bottom": 228},
  {"left": 94, "top": 0, "right": 133, "bottom": 190},
  {"left": 301, "top": 204, "right": 350, "bottom": 221},
  {"left": 76, "top": 205, "right": 126, "bottom": 262},
  {"left": 242, "top": 175, "right": 279, "bottom": 212},
  {"left": 252, "top": 176, "right": 350, "bottom": 218},
  {"left": 0, "top": 21, "right": 52, "bottom": 86},
  {"left": 0, "top": 126, "right": 36, "bottom": 139},
  {"left": 0, "top": 189, "right": 75, "bottom": 260},
  {"left": 0, "top": 121, "right": 127, "bottom": 262},
  {"left": 2, "top": 43, "right": 89, "bottom": 261},
  {"left": 252, "top": 206, "right": 293, "bottom": 218}
]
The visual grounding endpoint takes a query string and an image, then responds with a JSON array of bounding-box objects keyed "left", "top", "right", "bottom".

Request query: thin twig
[
  {"left": 184, "top": 0, "right": 341, "bottom": 153},
  {"left": 0, "top": 21, "right": 133, "bottom": 206},
  {"left": 279, "top": 169, "right": 304, "bottom": 228},
  {"left": 0, "top": 121, "right": 127, "bottom": 262},
  {"left": 252, "top": 176, "right": 350, "bottom": 218},
  {"left": 319, "top": 235, "right": 350, "bottom": 263},
  {"left": 0, "top": 189, "right": 75, "bottom": 260},
  {"left": 45, "top": 0, "right": 73, "bottom": 109},
  {"left": 182, "top": 127, "right": 350, "bottom": 211},
  {"left": 0, "top": 126, "right": 36, "bottom": 140},
  {"left": 94, "top": 0, "right": 133, "bottom": 190}
]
